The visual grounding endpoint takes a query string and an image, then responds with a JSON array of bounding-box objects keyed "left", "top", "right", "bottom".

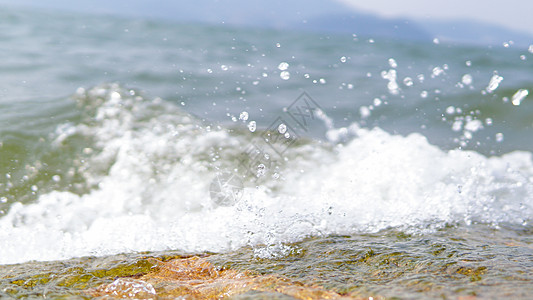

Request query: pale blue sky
[{"left": 338, "top": 0, "right": 533, "bottom": 35}]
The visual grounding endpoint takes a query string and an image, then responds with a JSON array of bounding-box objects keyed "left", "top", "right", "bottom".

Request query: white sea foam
[{"left": 0, "top": 85, "right": 532, "bottom": 264}]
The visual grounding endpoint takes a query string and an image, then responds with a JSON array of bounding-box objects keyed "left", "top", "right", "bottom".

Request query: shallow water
[
  {"left": 1, "top": 225, "right": 532, "bottom": 298},
  {"left": 0, "top": 5, "right": 532, "bottom": 299}
]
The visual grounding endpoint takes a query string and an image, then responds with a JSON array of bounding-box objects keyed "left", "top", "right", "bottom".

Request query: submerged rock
[{"left": 87, "top": 256, "right": 356, "bottom": 299}]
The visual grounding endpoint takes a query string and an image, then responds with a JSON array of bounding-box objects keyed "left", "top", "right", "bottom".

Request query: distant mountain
[
  {"left": 296, "top": 12, "right": 431, "bottom": 41},
  {"left": 0, "top": 0, "right": 352, "bottom": 27},
  {"left": 419, "top": 19, "right": 533, "bottom": 47},
  {"left": 1, "top": 0, "right": 532, "bottom": 46},
  {"left": 296, "top": 12, "right": 532, "bottom": 47}
]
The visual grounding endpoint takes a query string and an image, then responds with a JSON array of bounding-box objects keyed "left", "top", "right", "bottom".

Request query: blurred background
[{"left": 2, "top": 0, "right": 533, "bottom": 45}]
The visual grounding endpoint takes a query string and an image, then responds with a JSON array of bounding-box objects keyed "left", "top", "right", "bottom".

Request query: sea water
[{"left": 0, "top": 6, "right": 532, "bottom": 299}]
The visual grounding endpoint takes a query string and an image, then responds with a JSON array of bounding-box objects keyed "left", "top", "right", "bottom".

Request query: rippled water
[{"left": 0, "top": 5, "right": 532, "bottom": 299}]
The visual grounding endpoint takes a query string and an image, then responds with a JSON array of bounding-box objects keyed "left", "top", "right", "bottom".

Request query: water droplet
[
  {"left": 420, "top": 91, "right": 428, "bottom": 98},
  {"left": 417, "top": 74, "right": 425, "bottom": 82},
  {"left": 433, "top": 38, "right": 440, "bottom": 44},
  {"left": 278, "top": 123, "right": 287, "bottom": 134},
  {"left": 464, "top": 119, "right": 483, "bottom": 132},
  {"left": 31, "top": 185, "right": 38, "bottom": 192},
  {"left": 248, "top": 121, "right": 257, "bottom": 132},
  {"left": 239, "top": 111, "right": 249, "bottom": 121},
  {"left": 465, "top": 60, "right": 472, "bottom": 67},
  {"left": 446, "top": 106, "right": 455, "bottom": 115},
  {"left": 0, "top": 197, "right": 7, "bottom": 203},
  {"left": 304, "top": 73, "right": 310, "bottom": 79},
  {"left": 388, "top": 58, "right": 397, "bottom": 68},
  {"left": 207, "top": 68, "right": 213, "bottom": 74},
  {"left": 52, "top": 175, "right": 61, "bottom": 182},
  {"left": 257, "top": 164, "right": 266, "bottom": 177},
  {"left": 278, "top": 62, "right": 289, "bottom": 71},
  {"left": 486, "top": 74, "right": 504, "bottom": 93},
  {"left": 528, "top": 45, "right": 533, "bottom": 53},
  {"left": 381, "top": 69, "right": 399, "bottom": 95},
  {"left": 373, "top": 98, "right": 382, "bottom": 106},
  {"left": 359, "top": 106, "right": 371, "bottom": 118},
  {"left": 432, "top": 66, "right": 444, "bottom": 77},
  {"left": 511, "top": 89, "right": 528, "bottom": 106},
  {"left": 319, "top": 78, "right": 326, "bottom": 84},
  {"left": 220, "top": 65, "right": 228, "bottom": 71},
  {"left": 462, "top": 74, "right": 473, "bottom": 85},
  {"left": 403, "top": 77, "right": 413, "bottom": 86},
  {"left": 276, "top": 43, "right": 281, "bottom": 48},
  {"left": 452, "top": 120, "right": 463, "bottom": 132},
  {"left": 280, "top": 71, "right": 290, "bottom": 80},
  {"left": 495, "top": 133, "right": 504, "bottom": 142},
  {"left": 520, "top": 55, "right": 526, "bottom": 60},
  {"left": 110, "top": 91, "right": 121, "bottom": 101},
  {"left": 340, "top": 56, "right": 347, "bottom": 63}
]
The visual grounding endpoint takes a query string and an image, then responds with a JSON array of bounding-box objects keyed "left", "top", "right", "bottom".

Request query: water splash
[{"left": 0, "top": 84, "right": 532, "bottom": 264}]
